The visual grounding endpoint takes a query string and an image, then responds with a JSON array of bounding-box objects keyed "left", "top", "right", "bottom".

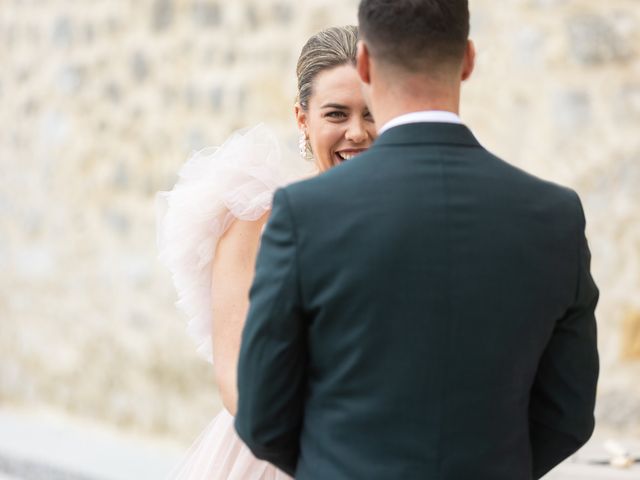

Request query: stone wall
[{"left": 0, "top": 0, "right": 638, "bottom": 444}]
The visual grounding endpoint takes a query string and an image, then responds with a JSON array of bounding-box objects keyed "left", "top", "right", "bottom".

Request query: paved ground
[
  {"left": 0, "top": 452, "right": 97, "bottom": 480},
  {"left": 0, "top": 409, "right": 181, "bottom": 480},
  {"left": 545, "top": 462, "right": 640, "bottom": 479},
  {"left": 543, "top": 440, "right": 640, "bottom": 479},
  {"left": 0, "top": 408, "right": 637, "bottom": 479}
]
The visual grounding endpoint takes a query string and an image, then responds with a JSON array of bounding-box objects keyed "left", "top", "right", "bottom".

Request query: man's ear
[
  {"left": 461, "top": 39, "right": 476, "bottom": 82},
  {"left": 356, "top": 41, "right": 371, "bottom": 85},
  {"left": 294, "top": 103, "right": 307, "bottom": 133}
]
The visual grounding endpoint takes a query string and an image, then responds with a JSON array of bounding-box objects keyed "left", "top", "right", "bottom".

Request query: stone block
[
  {"left": 51, "top": 16, "right": 73, "bottom": 47},
  {"left": 56, "top": 65, "right": 83, "bottom": 95},
  {"left": 616, "top": 85, "right": 640, "bottom": 123},
  {"left": 104, "top": 82, "right": 122, "bottom": 104},
  {"left": 272, "top": 2, "right": 294, "bottom": 25},
  {"left": 245, "top": 4, "right": 260, "bottom": 30},
  {"left": 151, "top": 0, "right": 174, "bottom": 32},
  {"left": 622, "top": 311, "right": 640, "bottom": 360},
  {"left": 83, "top": 22, "right": 96, "bottom": 44},
  {"left": 515, "top": 26, "right": 546, "bottom": 68},
  {"left": 567, "top": 14, "right": 633, "bottom": 65},
  {"left": 554, "top": 90, "right": 591, "bottom": 131},
  {"left": 102, "top": 209, "right": 131, "bottom": 236},
  {"left": 130, "top": 51, "right": 150, "bottom": 82},
  {"left": 191, "top": 1, "right": 223, "bottom": 28},
  {"left": 209, "top": 86, "right": 224, "bottom": 112}
]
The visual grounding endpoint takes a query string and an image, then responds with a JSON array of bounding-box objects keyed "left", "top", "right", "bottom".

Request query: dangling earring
[
  {"left": 299, "top": 130, "right": 312, "bottom": 160},
  {"left": 298, "top": 131, "right": 306, "bottom": 159}
]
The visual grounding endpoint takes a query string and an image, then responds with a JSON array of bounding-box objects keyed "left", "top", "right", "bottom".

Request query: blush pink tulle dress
[{"left": 156, "top": 124, "right": 315, "bottom": 479}]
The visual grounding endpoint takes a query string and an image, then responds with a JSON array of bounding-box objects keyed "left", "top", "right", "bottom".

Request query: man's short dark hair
[{"left": 358, "top": 0, "right": 470, "bottom": 72}]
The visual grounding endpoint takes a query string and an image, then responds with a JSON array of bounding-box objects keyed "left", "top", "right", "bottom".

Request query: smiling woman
[
  {"left": 156, "top": 25, "right": 379, "bottom": 479},
  {"left": 295, "top": 63, "right": 376, "bottom": 170},
  {"left": 293, "top": 25, "right": 376, "bottom": 171}
]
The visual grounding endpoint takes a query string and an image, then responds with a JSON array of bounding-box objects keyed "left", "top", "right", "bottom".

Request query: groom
[{"left": 235, "top": 1, "right": 599, "bottom": 479}]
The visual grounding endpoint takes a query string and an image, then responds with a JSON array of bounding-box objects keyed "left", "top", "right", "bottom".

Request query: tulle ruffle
[{"left": 156, "top": 124, "right": 315, "bottom": 362}]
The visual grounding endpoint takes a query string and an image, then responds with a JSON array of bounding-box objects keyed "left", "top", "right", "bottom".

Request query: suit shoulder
[{"left": 486, "top": 150, "right": 580, "bottom": 211}]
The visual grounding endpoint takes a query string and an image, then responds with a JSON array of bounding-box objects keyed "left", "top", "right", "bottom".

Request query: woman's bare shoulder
[{"left": 214, "top": 212, "right": 270, "bottom": 267}]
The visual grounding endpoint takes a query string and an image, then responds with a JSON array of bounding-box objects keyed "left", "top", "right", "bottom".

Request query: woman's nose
[{"left": 345, "top": 119, "right": 368, "bottom": 144}]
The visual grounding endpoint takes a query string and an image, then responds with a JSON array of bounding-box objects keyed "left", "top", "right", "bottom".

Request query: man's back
[
  {"left": 237, "top": 1, "right": 599, "bottom": 477},
  {"left": 279, "top": 122, "right": 599, "bottom": 479}
]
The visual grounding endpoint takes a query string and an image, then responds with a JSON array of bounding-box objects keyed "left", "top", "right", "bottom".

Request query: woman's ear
[{"left": 294, "top": 103, "right": 307, "bottom": 133}]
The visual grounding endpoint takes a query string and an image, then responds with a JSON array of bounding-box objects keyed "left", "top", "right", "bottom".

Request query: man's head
[
  {"left": 356, "top": 0, "right": 474, "bottom": 122},
  {"left": 358, "top": 0, "right": 470, "bottom": 73}
]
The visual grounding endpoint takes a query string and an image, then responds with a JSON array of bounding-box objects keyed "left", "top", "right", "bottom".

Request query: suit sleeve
[
  {"left": 529, "top": 193, "right": 600, "bottom": 479},
  {"left": 234, "top": 188, "right": 306, "bottom": 476}
]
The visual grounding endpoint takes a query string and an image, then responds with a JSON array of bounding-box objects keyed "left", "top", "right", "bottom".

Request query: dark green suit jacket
[{"left": 235, "top": 122, "right": 599, "bottom": 479}]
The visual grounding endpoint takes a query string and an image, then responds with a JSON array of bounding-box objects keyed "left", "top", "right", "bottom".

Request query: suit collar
[
  {"left": 373, "top": 122, "right": 482, "bottom": 149},
  {"left": 378, "top": 111, "right": 462, "bottom": 135}
]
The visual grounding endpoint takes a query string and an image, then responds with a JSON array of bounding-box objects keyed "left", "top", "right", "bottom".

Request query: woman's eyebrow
[{"left": 321, "top": 103, "right": 349, "bottom": 110}]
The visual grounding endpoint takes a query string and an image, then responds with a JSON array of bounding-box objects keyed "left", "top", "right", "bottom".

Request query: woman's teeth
[{"left": 337, "top": 152, "right": 357, "bottom": 161}]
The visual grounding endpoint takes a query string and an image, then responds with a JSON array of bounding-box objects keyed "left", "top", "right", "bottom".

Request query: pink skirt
[{"left": 167, "top": 409, "right": 292, "bottom": 479}]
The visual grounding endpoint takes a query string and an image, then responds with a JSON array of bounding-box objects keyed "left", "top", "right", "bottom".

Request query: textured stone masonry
[{"left": 0, "top": 0, "right": 638, "bottom": 443}]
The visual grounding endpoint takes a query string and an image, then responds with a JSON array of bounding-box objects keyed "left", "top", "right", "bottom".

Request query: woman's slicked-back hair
[
  {"left": 296, "top": 25, "right": 359, "bottom": 111},
  {"left": 358, "top": 0, "right": 469, "bottom": 72}
]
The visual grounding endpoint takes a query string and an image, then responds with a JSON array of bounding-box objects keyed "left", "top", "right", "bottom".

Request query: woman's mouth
[{"left": 335, "top": 149, "right": 367, "bottom": 163}]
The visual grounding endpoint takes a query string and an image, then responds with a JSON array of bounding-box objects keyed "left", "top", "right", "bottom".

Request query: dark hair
[
  {"left": 296, "top": 26, "right": 359, "bottom": 111},
  {"left": 358, "top": 0, "right": 469, "bottom": 72}
]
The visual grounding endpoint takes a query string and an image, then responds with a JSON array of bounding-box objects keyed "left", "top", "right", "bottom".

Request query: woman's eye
[
  {"left": 364, "top": 111, "right": 375, "bottom": 122},
  {"left": 326, "top": 111, "right": 347, "bottom": 119}
]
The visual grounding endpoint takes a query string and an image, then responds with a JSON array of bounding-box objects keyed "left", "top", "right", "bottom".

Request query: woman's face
[{"left": 296, "top": 64, "right": 377, "bottom": 172}]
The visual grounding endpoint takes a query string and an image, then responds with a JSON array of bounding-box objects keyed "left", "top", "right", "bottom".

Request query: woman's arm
[
  {"left": 235, "top": 189, "right": 306, "bottom": 476},
  {"left": 211, "top": 212, "right": 269, "bottom": 416}
]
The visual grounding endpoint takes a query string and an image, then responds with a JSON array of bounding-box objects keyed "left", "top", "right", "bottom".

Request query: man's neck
[
  {"left": 374, "top": 105, "right": 460, "bottom": 132},
  {"left": 370, "top": 79, "right": 461, "bottom": 131}
]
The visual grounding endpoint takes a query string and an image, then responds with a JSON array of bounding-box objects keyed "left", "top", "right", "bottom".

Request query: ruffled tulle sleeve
[{"left": 156, "top": 124, "right": 315, "bottom": 363}]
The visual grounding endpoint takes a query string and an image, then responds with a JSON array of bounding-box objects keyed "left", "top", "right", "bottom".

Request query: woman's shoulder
[
  {"left": 155, "top": 123, "right": 310, "bottom": 362},
  {"left": 214, "top": 212, "right": 269, "bottom": 268}
]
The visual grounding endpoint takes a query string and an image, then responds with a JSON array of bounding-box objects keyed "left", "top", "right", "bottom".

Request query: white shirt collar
[{"left": 378, "top": 110, "right": 462, "bottom": 135}]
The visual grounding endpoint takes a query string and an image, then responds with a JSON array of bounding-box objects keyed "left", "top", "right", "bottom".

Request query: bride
[{"left": 157, "top": 25, "right": 377, "bottom": 479}]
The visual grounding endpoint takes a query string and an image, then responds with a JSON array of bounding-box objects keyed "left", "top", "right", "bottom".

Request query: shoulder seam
[{"left": 278, "top": 189, "right": 306, "bottom": 309}]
